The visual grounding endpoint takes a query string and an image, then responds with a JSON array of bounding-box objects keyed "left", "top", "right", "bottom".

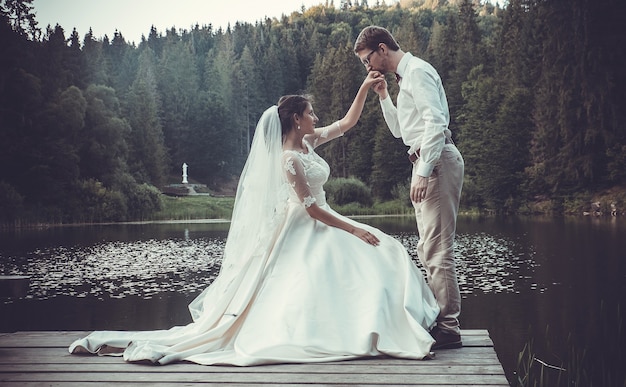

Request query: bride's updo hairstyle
[{"left": 277, "top": 94, "right": 313, "bottom": 137}]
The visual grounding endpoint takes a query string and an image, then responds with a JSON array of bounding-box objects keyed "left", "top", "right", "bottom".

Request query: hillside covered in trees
[{"left": 0, "top": 0, "right": 624, "bottom": 224}]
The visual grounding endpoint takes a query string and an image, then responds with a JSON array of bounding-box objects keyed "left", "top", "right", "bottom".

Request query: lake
[{"left": 1, "top": 215, "right": 624, "bottom": 386}]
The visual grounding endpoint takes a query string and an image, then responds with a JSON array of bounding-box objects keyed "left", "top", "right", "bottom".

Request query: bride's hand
[
  {"left": 351, "top": 227, "right": 380, "bottom": 246},
  {"left": 364, "top": 71, "right": 385, "bottom": 89},
  {"left": 370, "top": 73, "right": 388, "bottom": 99}
]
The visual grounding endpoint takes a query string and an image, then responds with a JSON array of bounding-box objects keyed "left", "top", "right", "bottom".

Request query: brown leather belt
[{"left": 409, "top": 137, "right": 452, "bottom": 163}]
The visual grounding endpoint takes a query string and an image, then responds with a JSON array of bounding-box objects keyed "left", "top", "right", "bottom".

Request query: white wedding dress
[{"left": 69, "top": 116, "right": 440, "bottom": 366}]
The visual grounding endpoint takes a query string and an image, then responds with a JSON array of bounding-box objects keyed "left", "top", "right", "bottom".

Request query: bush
[
  {"left": 125, "top": 183, "right": 163, "bottom": 220},
  {"left": 563, "top": 192, "right": 593, "bottom": 215},
  {"left": 115, "top": 173, "right": 163, "bottom": 220},
  {"left": 391, "top": 177, "right": 411, "bottom": 206},
  {"left": 325, "top": 177, "right": 373, "bottom": 206},
  {"left": 71, "top": 179, "right": 127, "bottom": 223}
]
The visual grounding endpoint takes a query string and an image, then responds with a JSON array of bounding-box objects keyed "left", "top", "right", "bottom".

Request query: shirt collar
[{"left": 395, "top": 52, "right": 413, "bottom": 79}]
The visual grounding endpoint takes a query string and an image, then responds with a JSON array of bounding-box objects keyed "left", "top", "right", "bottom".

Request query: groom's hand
[{"left": 411, "top": 176, "right": 429, "bottom": 203}]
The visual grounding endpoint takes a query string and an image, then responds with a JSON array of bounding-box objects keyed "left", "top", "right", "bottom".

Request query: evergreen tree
[
  {"left": 370, "top": 119, "right": 411, "bottom": 200},
  {"left": 79, "top": 84, "right": 130, "bottom": 187},
  {"left": 2, "top": 0, "right": 625, "bottom": 222},
  {"left": 0, "top": 0, "right": 39, "bottom": 39},
  {"left": 157, "top": 35, "right": 200, "bottom": 174},
  {"left": 527, "top": 0, "right": 620, "bottom": 194},
  {"left": 231, "top": 44, "right": 261, "bottom": 155},
  {"left": 457, "top": 65, "right": 497, "bottom": 208},
  {"left": 38, "top": 24, "right": 74, "bottom": 96},
  {"left": 332, "top": 37, "right": 372, "bottom": 179},
  {"left": 448, "top": 0, "right": 481, "bottom": 137},
  {"left": 104, "top": 30, "right": 136, "bottom": 97},
  {"left": 66, "top": 28, "right": 85, "bottom": 88},
  {"left": 82, "top": 28, "right": 108, "bottom": 85},
  {"left": 259, "top": 34, "right": 287, "bottom": 101},
  {"left": 277, "top": 27, "right": 304, "bottom": 95},
  {"left": 145, "top": 25, "right": 163, "bottom": 56},
  {"left": 348, "top": 91, "right": 383, "bottom": 184},
  {"left": 203, "top": 46, "right": 241, "bottom": 177},
  {"left": 20, "top": 85, "right": 84, "bottom": 209},
  {"left": 127, "top": 47, "right": 168, "bottom": 186}
]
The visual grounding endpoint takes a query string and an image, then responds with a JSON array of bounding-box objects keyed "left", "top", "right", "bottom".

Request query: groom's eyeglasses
[{"left": 361, "top": 48, "right": 378, "bottom": 66}]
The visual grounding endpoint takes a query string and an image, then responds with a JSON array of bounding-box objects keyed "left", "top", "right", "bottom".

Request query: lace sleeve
[
  {"left": 305, "top": 121, "right": 343, "bottom": 149},
  {"left": 283, "top": 153, "right": 316, "bottom": 208}
]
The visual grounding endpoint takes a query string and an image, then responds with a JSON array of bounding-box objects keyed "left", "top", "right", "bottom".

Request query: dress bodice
[{"left": 283, "top": 142, "right": 330, "bottom": 208}]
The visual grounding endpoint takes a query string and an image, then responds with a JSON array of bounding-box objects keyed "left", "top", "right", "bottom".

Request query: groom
[{"left": 354, "top": 26, "right": 464, "bottom": 350}]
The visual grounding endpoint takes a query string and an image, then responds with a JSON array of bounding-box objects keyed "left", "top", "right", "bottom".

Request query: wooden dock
[
  {"left": 0, "top": 329, "right": 508, "bottom": 386},
  {"left": 0, "top": 276, "right": 30, "bottom": 298}
]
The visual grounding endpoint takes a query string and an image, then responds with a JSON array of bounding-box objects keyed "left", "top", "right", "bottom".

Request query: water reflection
[
  {"left": 2, "top": 225, "right": 540, "bottom": 301},
  {"left": 2, "top": 238, "right": 224, "bottom": 300},
  {"left": 1, "top": 216, "right": 624, "bottom": 385}
]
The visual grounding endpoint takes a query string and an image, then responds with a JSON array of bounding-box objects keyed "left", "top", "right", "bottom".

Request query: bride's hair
[{"left": 277, "top": 94, "right": 313, "bottom": 137}]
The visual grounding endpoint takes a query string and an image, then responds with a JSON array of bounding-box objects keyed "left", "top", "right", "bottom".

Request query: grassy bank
[
  {"left": 517, "top": 185, "right": 626, "bottom": 216},
  {"left": 152, "top": 187, "right": 626, "bottom": 221},
  {"left": 6, "top": 185, "right": 623, "bottom": 228},
  {"left": 152, "top": 195, "right": 235, "bottom": 221},
  {"left": 152, "top": 195, "right": 415, "bottom": 221}
]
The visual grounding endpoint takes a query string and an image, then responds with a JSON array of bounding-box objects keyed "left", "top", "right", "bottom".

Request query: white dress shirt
[{"left": 380, "top": 52, "right": 452, "bottom": 178}]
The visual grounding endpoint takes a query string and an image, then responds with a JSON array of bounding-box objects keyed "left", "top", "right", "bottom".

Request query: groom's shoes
[{"left": 430, "top": 326, "right": 462, "bottom": 350}]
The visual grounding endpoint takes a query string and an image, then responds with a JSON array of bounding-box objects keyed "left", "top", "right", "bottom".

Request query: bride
[{"left": 69, "top": 72, "right": 440, "bottom": 366}]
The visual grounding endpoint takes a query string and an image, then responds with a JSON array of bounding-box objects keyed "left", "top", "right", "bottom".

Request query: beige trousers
[{"left": 412, "top": 143, "right": 464, "bottom": 335}]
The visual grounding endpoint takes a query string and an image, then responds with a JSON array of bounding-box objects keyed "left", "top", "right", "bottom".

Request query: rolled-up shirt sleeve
[{"left": 380, "top": 96, "right": 402, "bottom": 139}]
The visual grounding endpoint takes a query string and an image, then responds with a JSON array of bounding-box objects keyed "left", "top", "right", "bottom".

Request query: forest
[{"left": 0, "top": 0, "right": 624, "bottom": 224}]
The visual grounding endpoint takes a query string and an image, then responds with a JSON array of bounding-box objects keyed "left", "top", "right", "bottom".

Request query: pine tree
[
  {"left": 157, "top": 35, "right": 200, "bottom": 174},
  {"left": 79, "top": 84, "right": 131, "bottom": 188},
  {"left": 127, "top": 47, "right": 168, "bottom": 186},
  {"left": 448, "top": 0, "right": 481, "bottom": 137},
  {"left": 82, "top": 28, "right": 108, "bottom": 85},
  {"left": 1, "top": 0, "right": 39, "bottom": 39},
  {"left": 527, "top": 0, "right": 620, "bottom": 194},
  {"left": 104, "top": 30, "right": 137, "bottom": 98},
  {"left": 457, "top": 65, "right": 497, "bottom": 208}
]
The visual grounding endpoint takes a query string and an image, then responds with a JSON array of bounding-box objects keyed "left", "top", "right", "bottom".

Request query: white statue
[{"left": 182, "top": 163, "right": 188, "bottom": 184}]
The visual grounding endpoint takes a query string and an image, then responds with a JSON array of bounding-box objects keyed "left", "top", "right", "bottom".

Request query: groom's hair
[
  {"left": 277, "top": 94, "right": 313, "bottom": 137},
  {"left": 354, "top": 26, "right": 400, "bottom": 53}
]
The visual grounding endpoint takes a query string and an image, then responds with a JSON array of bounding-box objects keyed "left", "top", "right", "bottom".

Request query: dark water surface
[{"left": 1, "top": 216, "right": 624, "bottom": 385}]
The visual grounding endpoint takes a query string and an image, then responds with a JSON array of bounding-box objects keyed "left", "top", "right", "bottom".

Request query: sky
[{"left": 31, "top": 0, "right": 336, "bottom": 44}]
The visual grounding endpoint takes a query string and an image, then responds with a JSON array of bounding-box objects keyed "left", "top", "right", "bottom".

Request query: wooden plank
[
  {"left": 0, "top": 330, "right": 494, "bottom": 347},
  {"left": 0, "top": 348, "right": 503, "bottom": 365},
  {"left": 0, "top": 331, "right": 90, "bottom": 347},
  {"left": 0, "top": 362, "right": 507, "bottom": 374},
  {"left": 460, "top": 334, "right": 493, "bottom": 347},
  {"left": 0, "top": 345, "right": 499, "bottom": 356},
  {"left": 8, "top": 330, "right": 496, "bottom": 338},
  {"left": 453, "top": 329, "right": 490, "bottom": 336},
  {"left": 0, "top": 384, "right": 510, "bottom": 387},
  {"left": 0, "top": 276, "right": 30, "bottom": 298},
  {"left": 0, "top": 372, "right": 510, "bottom": 384},
  {"left": 0, "top": 330, "right": 508, "bottom": 386}
]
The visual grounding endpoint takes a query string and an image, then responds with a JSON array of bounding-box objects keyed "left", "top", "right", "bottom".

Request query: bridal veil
[{"left": 188, "top": 105, "right": 289, "bottom": 322}]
